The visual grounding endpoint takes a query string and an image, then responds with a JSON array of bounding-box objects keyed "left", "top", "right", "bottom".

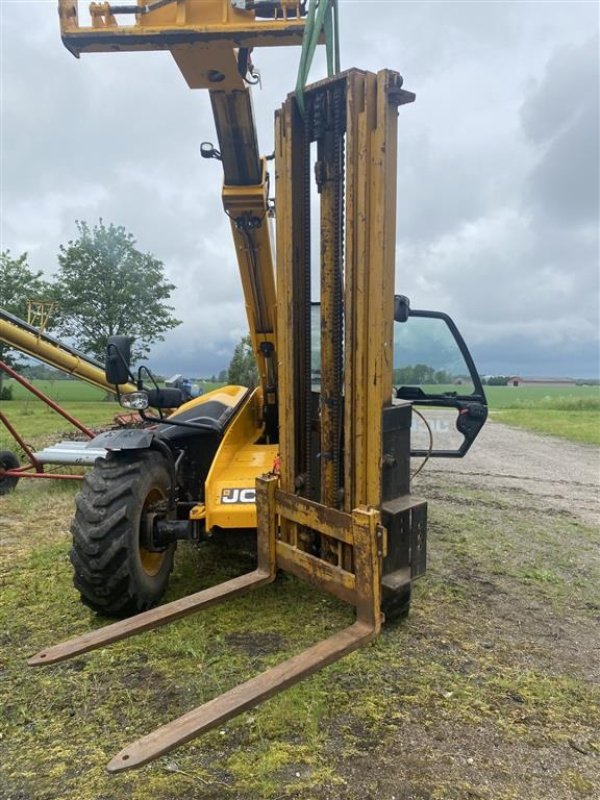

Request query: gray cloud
[
  {"left": 1, "top": 1, "right": 598, "bottom": 378},
  {"left": 522, "top": 37, "right": 599, "bottom": 225},
  {"left": 392, "top": 26, "right": 598, "bottom": 378}
]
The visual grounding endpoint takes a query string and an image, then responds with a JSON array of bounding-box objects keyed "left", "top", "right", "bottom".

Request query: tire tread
[{"left": 70, "top": 451, "right": 174, "bottom": 617}]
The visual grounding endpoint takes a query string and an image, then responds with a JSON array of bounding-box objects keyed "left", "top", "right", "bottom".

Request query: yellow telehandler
[{"left": 29, "top": 0, "right": 487, "bottom": 773}]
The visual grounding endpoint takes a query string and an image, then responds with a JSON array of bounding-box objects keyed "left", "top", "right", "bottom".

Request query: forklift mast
[{"left": 30, "top": 61, "right": 426, "bottom": 772}]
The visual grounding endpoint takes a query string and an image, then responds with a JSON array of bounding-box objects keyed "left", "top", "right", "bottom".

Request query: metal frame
[
  {"left": 0, "top": 359, "right": 94, "bottom": 484},
  {"left": 405, "top": 310, "right": 487, "bottom": 404},
  {"left": 26, "top": 300, "right": 57, "bottom": 332},
  {"left": 58, "top": 0, "right": 308, "bottom": 60},
  {"left": 396, "top": 310, "right": 488, "bottom": 457}
]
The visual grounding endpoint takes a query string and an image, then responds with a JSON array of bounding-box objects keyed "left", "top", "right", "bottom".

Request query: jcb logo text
[{"left": 221, "top": 488, "right": 256, "bottom": 504}]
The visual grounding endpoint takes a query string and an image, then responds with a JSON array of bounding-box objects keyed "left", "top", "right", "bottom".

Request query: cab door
[{"left": 393, "top": 297, "right": 487, "bottom": 457}]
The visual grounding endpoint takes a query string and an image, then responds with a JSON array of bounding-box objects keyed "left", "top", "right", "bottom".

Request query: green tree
[
  {"left": 0, "top": 250, "right": 52, "bottom": 395},
  {"left": 228, "top": 335, "right": 258, "bottom": 387},
  {"left": 393, "top": 364, "right": 437, "bottom": 385},
  {"left": 54, "top": 220, "right": 181, "bottom": 363},
  {"left": 434, "top": 369, "right": 451, "bottom": 385}
]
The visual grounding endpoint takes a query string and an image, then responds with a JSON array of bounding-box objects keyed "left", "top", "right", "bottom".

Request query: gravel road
[{"left": 421, "top": 419, "right": 600, "bottom": 528}]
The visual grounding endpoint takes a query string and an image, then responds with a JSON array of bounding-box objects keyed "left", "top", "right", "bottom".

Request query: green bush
[{"left": 0, "top": 385, "right": 13, "bottom": 400}]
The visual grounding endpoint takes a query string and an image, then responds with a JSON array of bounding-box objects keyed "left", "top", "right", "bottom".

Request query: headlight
[{"left": 120, "top": 391, "right": 149, "bottom": 410}]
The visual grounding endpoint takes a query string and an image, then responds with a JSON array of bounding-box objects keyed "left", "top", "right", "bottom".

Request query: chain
[{"left": 302, "top": 93, "right": 313, "bottom": 498}]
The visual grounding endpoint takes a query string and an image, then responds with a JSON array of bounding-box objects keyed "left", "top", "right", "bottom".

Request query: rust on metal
[
  {"left": 275, "top": 489, "right": 353, "bottom": 543},
  {"left": 28, "top": 569, "right": 274, "bottom": 666},
  {"left": 276, "top": 541, "right": 357, "bottom": 605},
  {"left": 0, "top": 359, "right": 95, "bottom": 439}
]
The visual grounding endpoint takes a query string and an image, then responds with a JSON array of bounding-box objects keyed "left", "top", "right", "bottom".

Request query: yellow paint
[
  {"left": 189, "top": 504, "right": 206, "bottom": 521},
  {"left": 170, "top": 384, "right": 248, "bottom": 418},
  {"left": 139, "top": 485, "right": 168, "bottom": 577},
  {"left": 58, "top": 0, "right": 306, "bottom": 58},
  {"left": 204, "top": 387, "right": 277, "bottom": 530}
]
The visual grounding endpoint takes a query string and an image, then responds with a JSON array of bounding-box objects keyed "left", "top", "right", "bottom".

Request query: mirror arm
[
  {"left": 411, "top": 447, "right": 467, "bottom": 459},
  {"left": 393, "top": 303, "right": 488, "bottom": 460},
  {"left": 137, "top": 365, "right": 169, "bottom": 419}
]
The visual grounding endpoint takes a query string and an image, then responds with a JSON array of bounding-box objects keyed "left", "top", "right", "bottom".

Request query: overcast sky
[{"left": 1, "top": 1, "right": 598, "bottom": 378}]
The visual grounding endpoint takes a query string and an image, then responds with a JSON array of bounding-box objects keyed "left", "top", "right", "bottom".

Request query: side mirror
[
  {"left": 105, "top": 336, "right": 132, "bottom": 386},
  {"left": 394, "top": 294, "right": 410, "bottom": 323}
]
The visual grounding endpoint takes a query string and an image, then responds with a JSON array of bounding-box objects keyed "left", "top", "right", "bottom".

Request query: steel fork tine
[{"left": 107, "top": 620, "right": 375, "bottom": 773}]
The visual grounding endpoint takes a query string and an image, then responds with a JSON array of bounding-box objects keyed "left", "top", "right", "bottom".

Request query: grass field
[
  {"left": 0, "top": 401, "right": 119, "bottom": 446},
  {"left": 1, "top": 468, "right": 598, "bottom": 799},
  {"left": 5, "top": 378, "right": 108, "bottom": 401},
  {"left": 4, "top": 378, "right": 226, "bottom": 402},
  {"left": 491, "top": 409, "right": 599, "bottom": 445},
  {"left": 1, "top": 383, "right": 598, "bottom": 797},
  {"left": 483, "top": 384, "right": 600, "bottom": 409},
  {"left": 483, "top": 386, "right": 600, "bottom": 445}
]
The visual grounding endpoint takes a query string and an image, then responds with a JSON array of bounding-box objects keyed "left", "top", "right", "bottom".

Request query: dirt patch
[
  {"left": 333, "top": 716, "right": 598, "bottom": 800},
  {"left": 223, "top": 631, "right": 285, "bottom": 657}
]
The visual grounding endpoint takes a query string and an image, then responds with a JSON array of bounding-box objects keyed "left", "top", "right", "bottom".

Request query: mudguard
[{"left": 86, "top": 428, "right": 156, "bottom": 451}]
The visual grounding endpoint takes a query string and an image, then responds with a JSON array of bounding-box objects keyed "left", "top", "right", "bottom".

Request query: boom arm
[
  {"left": 209, "top": 87, "right": 279, "bottom": 434},
  {"left": 57, "top": 0, "right": 312, "bottom": 437}
]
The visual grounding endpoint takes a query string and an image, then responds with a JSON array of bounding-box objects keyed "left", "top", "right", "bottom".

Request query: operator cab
[{"left": 102, "top": 335, "right": 236, "bottom": 445}]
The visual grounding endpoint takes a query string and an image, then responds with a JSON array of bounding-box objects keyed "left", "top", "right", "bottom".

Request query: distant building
[{"left": 508, "top": 376, "right": 576, "bottom": 387}]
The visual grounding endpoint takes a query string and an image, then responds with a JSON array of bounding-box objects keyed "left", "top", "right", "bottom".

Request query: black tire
[
  {"left": 70, "top": 450, "right": 176, "bottom": 617},
  {"left": 0, "top": 450, "right": 20, "bottom": 495}
]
